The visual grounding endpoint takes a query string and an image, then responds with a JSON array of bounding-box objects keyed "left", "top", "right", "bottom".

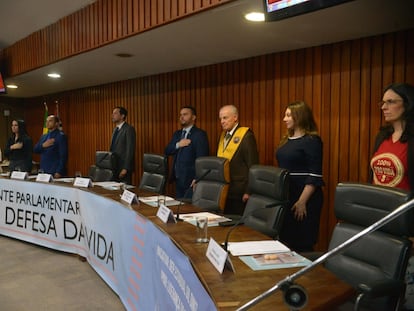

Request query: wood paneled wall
[
  {"left": 1, "top": 0, "right": 231, "bottom": 76},
  {"left": 20, "top": 29, "right": 414, "bottom": 250}
]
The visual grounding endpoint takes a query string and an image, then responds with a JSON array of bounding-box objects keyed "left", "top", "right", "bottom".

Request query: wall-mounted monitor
[
  {"left": 263, "top": 0, "right": 354, "bottom": 22},
  {"left": 0, "top": 72, "right": 6, "bottom": 94}
]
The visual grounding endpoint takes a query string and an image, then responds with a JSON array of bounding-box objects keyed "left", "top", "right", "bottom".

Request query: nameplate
[
  {"left": 10, "top": 171, "right": 28, "bottom": 180},
  {"left": 156, "top": 204, "right": 176, "bottom": 224},
  {"left": 206, "top": 238, "right": 232, "bottom": 274},
  {"left": 121, "top": 189, "right": 138, "bottom": 204},
  {"left": 36, "top": 173, "right": 53, "bottom": 183},
  {"left": 73, "top": 177, "right": 92, "bottom": 188}
]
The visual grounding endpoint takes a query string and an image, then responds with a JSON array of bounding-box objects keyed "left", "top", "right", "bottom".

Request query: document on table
[
  {"left": 227, "top": 240, "right": 290, "bottom": 256},
  {"left": 178, "top": 212, "right": 231, "bottom": 227},
  {"left": 139, "top": 195, "right": 181, "bottom": 207},
  {"left": 93, "top": 181, "right": 135, "bottom": 190},
  {"left": 239, "top": 251, "right": 312, "bottom": 271},
  {"left": 54, "top": 177, "right": 75, "bottom": 183}
]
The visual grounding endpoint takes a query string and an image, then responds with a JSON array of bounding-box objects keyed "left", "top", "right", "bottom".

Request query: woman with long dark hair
[
  {"left": 370, "top": 83, "right": 414, "bottom": 193},
  {"left": 4, "top": 119, "right": 33, "bottom": 173}
]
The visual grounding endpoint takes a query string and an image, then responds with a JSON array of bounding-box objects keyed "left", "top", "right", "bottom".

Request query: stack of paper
[
  {"left": 239, "top": 251, "right": 312, "bottom": 270},
  {"left": 94, "top": 181, "right": 135, "bottom": 190},
  {"left": 179, "top": 212, "right": 231, "bottom": 227},
  {"left": 227, "top": 240, "right": 290, "bottom": 256},
  {"left": 139, "top": 195, "right": 181, "bottom": 207}
]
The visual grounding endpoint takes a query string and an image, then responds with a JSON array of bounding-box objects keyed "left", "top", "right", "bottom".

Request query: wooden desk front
[{"left": 91, "top": 186, "right": 354, "bottom": 310}]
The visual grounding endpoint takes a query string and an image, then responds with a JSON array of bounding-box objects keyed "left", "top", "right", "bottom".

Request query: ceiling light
[
  {"left": 245, "top": 12, "right": 265, "bottom": 22},
  {"left": 6, "top": 84, "right": 18, "bottom": 89},
  {"left": 115, "top": 53, "right": 133, "bottom": 58},
  {"left": 48, "top": 73, "right": 61, "bottom": 78}
]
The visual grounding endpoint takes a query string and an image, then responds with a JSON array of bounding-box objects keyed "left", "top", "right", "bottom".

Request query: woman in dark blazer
[{"left": 4, "top": 119, "right": 33, "bottom": 173}]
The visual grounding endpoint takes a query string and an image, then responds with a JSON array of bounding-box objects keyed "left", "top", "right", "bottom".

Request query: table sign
[
  {"left": 10, "top": 171, "right": 28, "bottom": 180},
  {"left": 36, "top": 173, "right": 53, "bottom": 182},
  {"left": 73, "top": 177, "right": 92, "bottom": 187},
  {"left": 120, "top": 189, "right": 138, "bottom": 204},
  {"left": 206, "top": 238, "right": 234, "bottom": 273},
  {"left": 156, "top": 204, "right": 177, "bottom": 224}
]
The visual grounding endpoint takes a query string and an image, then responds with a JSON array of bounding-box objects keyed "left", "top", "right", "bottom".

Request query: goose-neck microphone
[
  {"left": 223, "top": 201, "right": 280, "bottom": 252},
  {"left": 175, "top": 169, "right": 212, "bottom": 221}
]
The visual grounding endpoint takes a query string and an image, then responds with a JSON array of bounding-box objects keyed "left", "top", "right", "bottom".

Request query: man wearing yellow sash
[{"left": 217, "top": 105, "right": 259, "bottom": 215}]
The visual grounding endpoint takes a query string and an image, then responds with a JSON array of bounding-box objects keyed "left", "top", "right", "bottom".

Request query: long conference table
[{"left": 0, "top": 177, "right": 353, "bottom": 310}]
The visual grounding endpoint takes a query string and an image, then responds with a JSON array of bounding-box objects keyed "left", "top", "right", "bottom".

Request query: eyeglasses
[{"left": 378, "top": 99, "right": 403, "bottom": 107}]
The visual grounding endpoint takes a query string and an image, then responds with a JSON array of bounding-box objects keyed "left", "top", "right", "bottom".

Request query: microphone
[
  {"left": 223, "top": 201, "right": 280, "bottom": 252},
  {"left": 236, "top": 195, "right": 414, "bottom": 310},
  {"left": 194, "top": 169, "right": 212, "bottom": 184},
  {"left": 175, "top": 169, "right": 212, "bottom": 221},
  {"left": 281, "top": 281, "right": 308, "bottom": 310}
]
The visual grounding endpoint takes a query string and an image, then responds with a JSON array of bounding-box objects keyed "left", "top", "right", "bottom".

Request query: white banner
[{"left": 0, "top": 179, "right": 216, "bottom": 310}]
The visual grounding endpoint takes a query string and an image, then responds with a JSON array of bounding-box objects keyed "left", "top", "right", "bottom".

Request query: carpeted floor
[{"left": 0, "top": 235, "right": 125, "bottom": 310}]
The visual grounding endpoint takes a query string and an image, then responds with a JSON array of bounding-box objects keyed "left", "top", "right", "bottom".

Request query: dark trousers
[{"left": 175, "top": 177, "right": 193, "bottom": 199}]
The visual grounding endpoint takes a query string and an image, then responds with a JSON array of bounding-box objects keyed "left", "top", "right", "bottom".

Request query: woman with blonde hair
[{"left": 276, "top": 101, "right": 324, "bottom": 252}]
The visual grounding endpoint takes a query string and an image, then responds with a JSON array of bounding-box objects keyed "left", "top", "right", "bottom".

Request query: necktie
[
  {"left": 224, "top": 132, "right": 232, "bottom": 149},
  {"left": 181, "top": 130, "right": 187, "bottom": 139},
  {"left": 110, "top": 127, "right": 119, "bottom": 151}
]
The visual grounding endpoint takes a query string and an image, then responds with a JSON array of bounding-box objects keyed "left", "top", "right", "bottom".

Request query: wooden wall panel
[
  {"left": 17, "top": 29, "right": 414, "bottom": 250},
  {"left": 1, "top": 0, "right": 232, "bottom": 76}
]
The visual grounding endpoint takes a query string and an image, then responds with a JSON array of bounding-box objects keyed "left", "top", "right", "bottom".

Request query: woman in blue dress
[{"left": 276, "top": 101, "right": 324, "bottom": 252}]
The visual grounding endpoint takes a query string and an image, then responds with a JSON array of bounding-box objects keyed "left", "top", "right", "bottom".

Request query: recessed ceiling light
[
  {"left": 6, "top": 84, "right": 18, "bottom": 89},
  {"left": 48, "top": 73, "right": 61, "bottom": 78},
  {"left": 245, "top": 12, "right": 265, "bottom": 22},
  {"left": 115, "top": 53, "right": 133, "bottom": 58}
]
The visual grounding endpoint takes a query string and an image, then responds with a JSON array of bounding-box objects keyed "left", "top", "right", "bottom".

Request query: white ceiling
[{"left": 1, "top": 0, "right": 414, "bottom": 98}]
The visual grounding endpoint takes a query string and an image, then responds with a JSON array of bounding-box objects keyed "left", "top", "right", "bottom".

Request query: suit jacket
[
  {"left": 165, "top": 126, "right": 209, "bottom": 184},
  {"left": 111, "top": 122, "right": 136, "bottom": 174},
  {"left": 33, "top": 129, "right": 68, "bottom": 175},
  {"left": 223, "top": 128, "right": 259, "bottom": 199}
]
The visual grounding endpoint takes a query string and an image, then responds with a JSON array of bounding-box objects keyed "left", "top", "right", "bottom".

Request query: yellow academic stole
[{"left": 217, "top": 127, "right": 249, "bottom": 161}]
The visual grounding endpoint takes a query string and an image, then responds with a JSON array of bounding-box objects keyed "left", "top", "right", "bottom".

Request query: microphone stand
[
  {"left": 175, "top": 169, "right": 212, "bottom": 222},
  {"left": 223, "top": 202, "right": 281, "bottom": 252},
  {"left": 236, "top": 197, "right": 414, "bottom": 310}
]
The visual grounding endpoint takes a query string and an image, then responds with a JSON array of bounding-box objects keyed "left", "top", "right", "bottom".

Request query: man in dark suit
[
  {"left": 217, "top": 105, "right": 259, "bottom": 215},
  {"left": 110, "top": 106, "right": 136, "bottom": 184},
  {"left": 165, "top": 106, "right": 209, "bottom": 199}
]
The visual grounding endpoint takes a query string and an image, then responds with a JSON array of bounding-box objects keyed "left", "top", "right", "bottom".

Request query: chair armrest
[{"left": 357, "top": 279, "right": 403, "bottom": 298}]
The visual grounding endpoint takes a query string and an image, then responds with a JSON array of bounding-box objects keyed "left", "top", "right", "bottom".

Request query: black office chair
[
  {"left": 192, "top": 156, "right": 230, "bottom": 212},
  {"left": 138, "top": 153, "right": 168, "bottom": 194},
  {"left": 88, "top": 151, "right": 115, "bottom": 182},
  {"left": 324, "top": 182, "right": 413, "bottom": 311},
  {"left": 242, "top": 165, "right": 289, "bottom": 239}
]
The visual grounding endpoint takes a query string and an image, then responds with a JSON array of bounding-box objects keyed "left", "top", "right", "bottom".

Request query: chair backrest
[
  {"left": 242, "top": 165, "right": 289, "bottom": 239},
  {"left": 89, "top": 165, "right": 114, "bottom": 182},
  {"left": 95, "top": 151, "right": 116, "bottom": 170},
  {"left": 138, "top": 153, "right": 168, "bottom": 194},
  {"left": 325, "top": 182, "right": 413, "bottom": 311},
  {"left": 88, "top": 151, "right": 116, "bottom": 182},
  {"left": 192, "top": 156, "right": 230, "bottom": 212}
]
